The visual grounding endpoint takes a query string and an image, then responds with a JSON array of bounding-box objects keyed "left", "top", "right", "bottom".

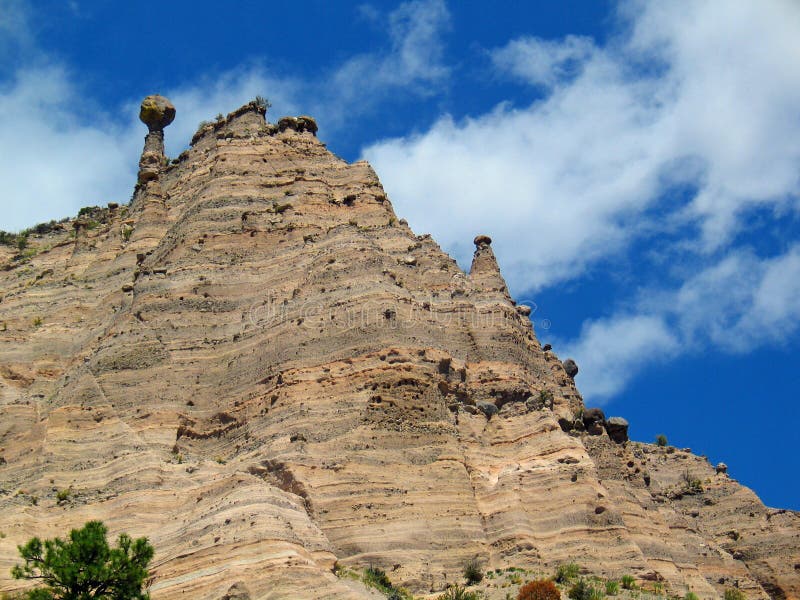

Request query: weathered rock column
[
  {"left": 137, "top": 94, "right": 175, "bottom": 187},
  {"left": 129, "top": 95, "right": 175, "bottom": 248}
]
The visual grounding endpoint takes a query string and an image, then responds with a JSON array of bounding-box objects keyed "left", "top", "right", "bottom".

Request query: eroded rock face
[{"left": 0, "top": 101, "right": 797, "bottom": 600}]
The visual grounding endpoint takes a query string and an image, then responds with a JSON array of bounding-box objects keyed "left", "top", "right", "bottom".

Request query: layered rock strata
[{"left": 0, "top": 99, "right": 797, "bottom": 599}]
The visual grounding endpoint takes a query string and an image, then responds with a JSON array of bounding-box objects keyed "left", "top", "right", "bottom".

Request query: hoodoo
[
  {"left": 0, "top": 98, "right": 797, "bottom": 599},
  {"left": 137, "top": 94, "right": 175, "bottom": 184}
]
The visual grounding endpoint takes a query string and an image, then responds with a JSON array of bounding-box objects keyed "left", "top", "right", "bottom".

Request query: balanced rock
[
  {"left": 606, "top": 417, "right": 629, "bottom": 444},
  {"left": 139, "top": 95, "right": 176, "bottom": 132},
  {"left": 716, "top": 462, "right": 728, "bottom": 475},
  {"left": 563, "top": 358, "right": 579, "bottom": 378},
  {"left": 473, "top": 234, "right": 492, "bottom": 247}
]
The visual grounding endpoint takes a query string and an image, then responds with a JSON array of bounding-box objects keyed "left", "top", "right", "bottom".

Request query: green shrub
[
  {"left": 12, "top": 520, "right": 153, "bottom": 599},
  {"left": 682, "top": 469, "right": 703, "bottom": 494},
  {"left": 555, "top": 562, "right": 581, "bottom": 583},
  {"left": 437, "top": 585, "right": 480, "bottom": 600},
  {"left": 566, "top": 580, "right": 605, "bottom": 600},
  {"left": 605, "top": 580, "right": 619, "bottom": 595},
  {"left": 254, "top": 95, "right": 271, "bottom": 111},
  {"left": 724, "top": 590, "right": 746, "bottom": 600},
  {"left": 684, "top": 593, "right": 699, "bottom": 600},
  {"left": 361, "top": 566, "right": 411, "bottom": 598},
  {"left": 463, "top": 558, "right": 483, "bottom": 585},
  {"left": 55, "top": 489, "right": 71, "bottom": 504},
  {"left": 620, "top": 574, "right": 636, "bottom": 590},
  {"left": 518, "top": 579, "right": 560, "bottom": 600},
  {"left": 537, "top": 389, "right": 554, "bottom": 410},
  {"left": 363, "top": 566, "right": 392, "bottom": 590},
  {"left": 656, "top": 434, "right": 668, "bottom": 447}
]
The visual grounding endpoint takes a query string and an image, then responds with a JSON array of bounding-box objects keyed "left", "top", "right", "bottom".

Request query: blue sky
[{"left": 1, "top": 0, "right": 799, "bottom": 510}]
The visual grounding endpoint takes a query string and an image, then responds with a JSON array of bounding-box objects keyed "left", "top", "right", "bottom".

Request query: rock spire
[{"left": 137, "top": 95, "right": 175, "bottom": 185}]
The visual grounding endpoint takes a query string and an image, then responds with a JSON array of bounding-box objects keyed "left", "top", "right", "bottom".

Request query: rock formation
[
  {"left": 137, "top": 95, "right": 175, "bottom": 184},
  {"left": 0, "top": 97, "right": 797, "bottom": 599},
  {"left": 605, "top": 416, "right": 629, "bottom": 444}
]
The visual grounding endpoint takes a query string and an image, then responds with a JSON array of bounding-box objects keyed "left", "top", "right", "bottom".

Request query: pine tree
[{"left": 12, "top": 520, "right": 154, "bottom": 599}]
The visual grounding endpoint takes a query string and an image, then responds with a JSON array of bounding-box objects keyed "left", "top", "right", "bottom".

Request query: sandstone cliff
[{"left": 0, "top": 98, "right": 797, "bottom": 599}]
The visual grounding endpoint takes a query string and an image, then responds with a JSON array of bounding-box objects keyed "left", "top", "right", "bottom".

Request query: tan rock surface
[{"left": 0, "top": 100, "right": 797, "bottom": 599}]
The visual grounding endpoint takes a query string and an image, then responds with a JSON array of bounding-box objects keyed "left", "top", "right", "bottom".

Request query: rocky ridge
[{"left": 0, "top": 97, "right": 797, "bottom": 599}]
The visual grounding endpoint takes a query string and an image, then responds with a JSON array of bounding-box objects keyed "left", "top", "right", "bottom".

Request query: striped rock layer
[{"left": 0, "top": 104, "right": 797, "bottom": 599}]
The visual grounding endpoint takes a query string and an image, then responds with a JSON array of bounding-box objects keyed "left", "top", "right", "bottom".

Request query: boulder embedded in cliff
[
  {"left": 606, "top": 417, "right": 629, "bottom": 443},
  {"left": 278, "top": 115, "right": 318, "bottom": 135},
  {"left": 477, "top": 401, "right": 498, "bottom": 418},
  {"left": 583, "top": 407, "right": 605, "bottom": 435},
  {"left": 139, "top": 95, "right": 176, "bottom": 132},
  {"left": 296, "top": 115, "right": 318, "bottom": 134}
]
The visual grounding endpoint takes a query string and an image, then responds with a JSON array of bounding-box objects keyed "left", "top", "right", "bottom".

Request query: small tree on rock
[{"left": 12, "top": 520, "right": 153, "bottom": 599}]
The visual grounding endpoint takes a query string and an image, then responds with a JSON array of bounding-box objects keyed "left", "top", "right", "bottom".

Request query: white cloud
[
  {"left": 0, "top": 0, "right": 32, "bottom": 63},
  {"left": 0, "top": 66, "right": 138, "bottom": 231},
  {"left": 365, "top": 1, "right": 800, "bottom": 287},
  {"left": 491, "top": 35, "right": 595, "bottom": 88},
  {"left": 0, "top": 0, "right": 452, "bottom": 232},
  {"left": 159, "top": 68, "right": 302, "bottom": 159},
  {"left": 363, "top": 0, "right": 800, "bottom": 402},
  {"left": 559, "top": 315, "right": 679, "bottom": 400},
  {"left": 560, "top": 244, "right": 800, "bottom": 402},
  {"left": 670, "top": 245, "right": 800, "bottom": 352},
  {"left": 328, "top": 0, "right": 450, "bottom": 119}
]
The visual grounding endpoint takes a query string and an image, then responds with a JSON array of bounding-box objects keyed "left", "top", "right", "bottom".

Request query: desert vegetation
[{"left": 11, "top": 520, "right": 153, "bottom": 599}]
